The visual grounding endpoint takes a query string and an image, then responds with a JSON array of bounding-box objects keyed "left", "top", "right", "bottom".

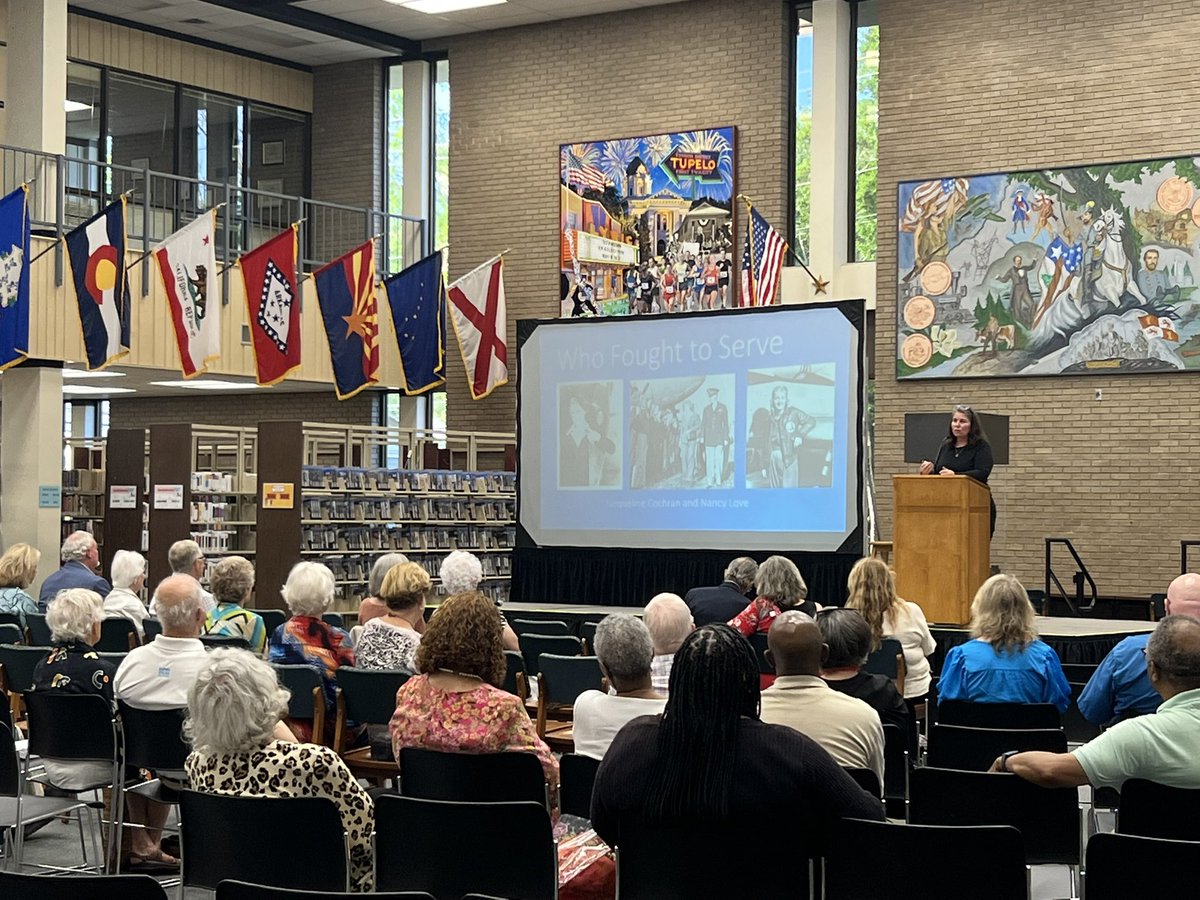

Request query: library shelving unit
[
  {"left": 102, "top": 429, "right": 148, "bottom": 576},
  {"left": 61, "top": 437, "right": 106, "bottom": 552}
]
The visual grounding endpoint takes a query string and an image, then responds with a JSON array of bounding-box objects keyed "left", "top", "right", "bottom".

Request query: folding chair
[
  {"left": 24, "top": 614, "right": 52, "bottom": 647},
  {"left": 579, "top": 621, "right": 602, "bottom": 654},
  {"left": 0, "top": 645, "right": 47, "bottom": 729},
  {"left": 322, "top": 613, "right": 345, "bottom": 630},
  {"left": 1117, "top": 778, "right": 1200, "bottom": 840},
  {"left": 535, "top": 653, "right": 603, "bottom": 751},
  {"left": 375, "top": 795, "right": 557, "bottom": 900},
  {"left": 97, "top": 618, "right": 140, "bottom": 652},
  {"left": 332, "top": 667, "right": 410, "bottom": 778},
  {"left": 248, "top": 609, "right": 286, "bottom": 637},
  {"left": 216, "top": 883, "right": 434, "bottom": 900},
  {"left": 142, "top": 619, "right": 163, "bottom": 642},
  {"left": 842, "top": 767, "right": 881, "bottom": 798},
  {"left": 398, "top": 748, "right": 549, "bottom": 810},
  {"left": 114, "top": 703, "right": 190, "bottom": 874},
  {"left": 1085, "top": 832, "right": 1200, "bottom": 899},
  {"left": 863, "top": 638, "right": 906, "bottom": 695},
  {"left": 511, "top": 618, "right": 571, "bottom": 637},
  {"left": 937, "top": 700, "right": 1061, "bottom": 729},
  {"left": 0, "top": 612, "right": 23, "bottom": 631},
  {"left": 0, "top": 870, "right": 168, "bottom": 899},
  {"left": 881, "top": 722, "right": 910, "bottom": 818},
  {"left": 272, "top": 664, "right": 326, "bottom": 746},
  {"left": 0, "top": 624, "right": 23, "bottom": 645},
  {"left": 748, "top": 632, "right": 773, "bottom": 674},
  {"left": 925, "top": 723, "right": 1066, "bottom": 771},
  {"left": 198, "top": 634, "right": 251, "bottom": 650},
  {"left": 521, "top": 634, "right": 581, "bottom": 677},
  {"left": 501, "top": 650, "right": 528, "bottom": 701},
  {"left": 560, "top": 752, "right": 601, "bottom": 819}
]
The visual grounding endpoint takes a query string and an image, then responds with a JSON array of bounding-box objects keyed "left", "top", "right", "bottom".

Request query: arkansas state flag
[
  {"left": 238, "top": 225, "right": 301, "bottom": 386},
  {"left": 64, "top": 198, "right": 131, "bottom": 369},
  {"left": 0, "top": 186, "right": 31, "bottom": 371},
  {"left": 447, "top": 255, "right": 508, "bottom": 400},
  {"left": 314, "top": 240, "right": 380, "bottom": 400},
  {"left": 383, "top": 250, "right": 445, "bottom": 395},
  {"left": 153, "top": 211, "right": 220, "bottom": 378}
]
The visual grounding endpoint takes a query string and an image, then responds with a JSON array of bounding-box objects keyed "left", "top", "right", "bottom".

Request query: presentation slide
[{"left": 517, "top": 303, "right": 865, "bottom": 552}]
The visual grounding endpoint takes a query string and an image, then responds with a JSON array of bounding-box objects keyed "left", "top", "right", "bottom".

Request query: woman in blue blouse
[{"left": 938, "top": 574, "right": 1071, "bottom": 712}]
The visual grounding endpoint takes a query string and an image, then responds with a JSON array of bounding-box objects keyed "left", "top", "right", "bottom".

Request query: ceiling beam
[{"left": 199, "top": 0, "right": 422, "bottom": 57}]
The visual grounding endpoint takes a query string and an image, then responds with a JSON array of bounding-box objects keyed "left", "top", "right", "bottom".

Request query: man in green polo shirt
[{"left": 989, "top": 614, "right": 1200, "bottom": 789}]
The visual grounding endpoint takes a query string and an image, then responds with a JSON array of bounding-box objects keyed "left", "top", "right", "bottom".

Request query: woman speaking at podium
[{"left": 919, "top": 404, "right": 995, "bottom": 535}]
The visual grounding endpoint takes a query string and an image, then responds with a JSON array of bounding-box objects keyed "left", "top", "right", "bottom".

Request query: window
[
  {"left": 248, "top": 103, "right": 308, "bottom": 200},
  {"left": 851, "top": 0, "right": 880, "bottom": 261},
  {"left": 793, "top": 4, "right": 814, "bottom": 263},
  {"left": 180, "top": 90, "right": 244, "bottom": 209},
  {"left": 386, "top": 63, "right": 405, "bottom": 266},
  {"left": 65, "top": 63, "right": 102, "bottom": 194},
  {"left": 107, "top": 73, "right": 176, "bottom": 176},
  {"left": 432, "top": 60, "right": 450, "bottom": 256}
]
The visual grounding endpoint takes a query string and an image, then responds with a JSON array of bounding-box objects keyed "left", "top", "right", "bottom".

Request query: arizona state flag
[
  {"left": 64, "top": 199, "right": 131, "bottom": 369},
  {"left": 383, "top": 250, "right": 445, "bottom": 395},
  {"left": 314, "top": 240, "right": 380, "bottom": 400},
  {"left": 153, "top": 212, "right": 220, "bottom": 378},
  {"left": 238, "top": 225, "right": 301, "bottom": 386},
  {"left": 0, "top": 186, "right": 31, "bottom": 371}
]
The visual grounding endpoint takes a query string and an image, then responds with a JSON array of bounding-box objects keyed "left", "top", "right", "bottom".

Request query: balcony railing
[{"left": 0, "top": 143, "right": 424, "bottom": 298}]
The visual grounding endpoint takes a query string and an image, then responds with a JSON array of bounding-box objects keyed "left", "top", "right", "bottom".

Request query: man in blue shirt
[
  {"left": 38, "top": 530, "right": 112, "bottom": 612},
  {"left": 1077, "top": 573, "right": 1200, "bottom": 726}
]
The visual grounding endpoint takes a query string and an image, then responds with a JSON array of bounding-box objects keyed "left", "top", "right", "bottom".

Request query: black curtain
[{"left": 512, "top": 546, "right": 858, "bottom": 608}]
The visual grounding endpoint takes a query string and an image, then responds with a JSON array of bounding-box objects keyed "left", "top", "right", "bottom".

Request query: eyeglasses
[{"left": 954, "top": 404, "right": 972, "bottom": 412}]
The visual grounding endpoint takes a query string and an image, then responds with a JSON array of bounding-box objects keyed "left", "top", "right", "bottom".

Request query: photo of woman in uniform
[{"left": 746, "top": 366, "right": 836, "bottom": 489}]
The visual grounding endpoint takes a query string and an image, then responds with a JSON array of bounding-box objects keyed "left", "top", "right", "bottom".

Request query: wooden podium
[{"left": 892, "top": 475, "right": 991, "bottom": 626}]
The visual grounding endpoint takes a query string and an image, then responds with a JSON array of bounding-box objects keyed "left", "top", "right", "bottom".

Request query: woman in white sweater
[{"left": 846, "top": 557, "right": 936, "bottom": 699}]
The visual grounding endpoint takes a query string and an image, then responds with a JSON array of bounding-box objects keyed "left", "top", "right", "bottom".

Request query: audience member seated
[
  {"left": 29, "top": 589, "right": 116, "bottom": 789},
  {"left": 574, "top": 614, "right": 666, "bottom": 759},
  {"left": 351, "top": 552, "right": 408, "bottom": 644},
  {"left": 0, "top": 542, "right": 40, "bottom": 629},
  {"left": 185, "top": 649, "right": 375, "bottom": 892},
  {"left": 1079, "top": 573, "right": 1200, "bottom": 726},
  {"left": 268, "top": 562, "right": 356, "bottom": 743},
  {"left": 642, "top": 593, "right": 693, "bottom": 692},
  {"left": 389, "top": 591, "right": 559, "bottom": 814},
  {"left": 760, "top": 611, "right": 885, "bottom": 787},
  {"left": 993, "top": 614, "right": 1200, "bottom": 790},
  {"left": 37, "top": 531, "right": 111, "bottom": 612},
  {"left": 203, "top": 556, "right": 266, "bottom": 655},
  {"left": 356, "top": 562, "right": 428, "bottom": 672},
  {"left": 591, "top": 625, "right": 883, "bottom": 852},
  {"left": 103, "top": 549, "right": 150, "bottom": 639},
  {"left": 938, "top": 574, "right": 1071, "bottom": 712},
  {"left": 845, "top": 556, "right": 936, "bottom": 701},
  {"left": 440, "top": 550, "right": 519, "bottom": 651},
  {"left": 816, "top": 607, "right": 912, "bottom": 743},
  {"left": 727, "top": 555, "right": 817, "bottom": 637},
  {"left": 685, "top": 556, "right": 757, "bottom": 627},
  {"left": 149, "top": 540, "right": 214, "bottom": 616}
]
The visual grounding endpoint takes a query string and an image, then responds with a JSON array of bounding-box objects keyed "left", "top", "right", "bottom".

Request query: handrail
[
  {"left": 301, "top": 422, "right": 515, "bottom": 472},
  {"left": 1043, "top": 537, "right": 1098, "bottom": 616},
  {"left": 1182, "top": 540, "right": 1200, "bottom": 575}
]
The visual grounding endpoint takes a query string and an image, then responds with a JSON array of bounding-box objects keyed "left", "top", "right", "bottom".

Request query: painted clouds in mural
[
  {"left": 560, "top": 128, "right": 735, "bottom": 318},
  {"left": 896, "top": 157, "right": 1200, "bottom": 378}
]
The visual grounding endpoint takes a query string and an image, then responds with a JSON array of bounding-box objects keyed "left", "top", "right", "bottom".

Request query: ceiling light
[
  {"left": 62, "top": 369, "right": 126, "bottom": 379},
  {"left": 64, "top": 100, "right": 92, "bottom": 113},
  {"left": 397, "top": 0, "right": 507, "bottom": 13},
  {"left": 149, "top": 379, "right": 261, "bottom": 391},
  {"left": 63, "top": 384, "right": 135, "bottom": 395}
]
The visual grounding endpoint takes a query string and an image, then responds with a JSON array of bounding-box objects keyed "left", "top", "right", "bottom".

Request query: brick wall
[
  {"left": 875, "top": 0, "right": 1200, "bottom": 597},
  {"left": 443, "top": 0, "right": 790, "bottom": 435},
  {"left": 109, "top": 391, "right": 376, "bottom": 430}
]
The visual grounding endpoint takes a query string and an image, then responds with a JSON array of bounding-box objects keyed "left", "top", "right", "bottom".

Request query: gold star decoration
[
  {"left": 811, "top": 275, "right": 830, "bottom": 295},
  {"left": 343, "top": 309, "right": 372, "bottom": 340}
]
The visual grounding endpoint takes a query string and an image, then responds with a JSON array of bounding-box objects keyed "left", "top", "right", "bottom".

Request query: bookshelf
[{"left": 61, "top": 438, "right": 106, "bottom": 549}]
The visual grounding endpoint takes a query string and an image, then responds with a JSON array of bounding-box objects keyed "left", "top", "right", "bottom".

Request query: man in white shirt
[
  {"left": 643, "top": 593, "right": 694, "bottom": 693},
  {"left": 760, "top": 611, "right": 885, "bottom": 790},
  {"left": 148, "top": 540, "right": 215, "bottom": 616}
]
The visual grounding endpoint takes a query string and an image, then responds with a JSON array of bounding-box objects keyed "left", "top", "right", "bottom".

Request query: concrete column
[
  {"left": 6, "top": 0, "right": 67, "bottom": 153},
  {"left": 1, "top": 366, "right": 65, "bottom": 597},
  {"left": 808, "top": 0, "right": 851, "bottom": 282}
]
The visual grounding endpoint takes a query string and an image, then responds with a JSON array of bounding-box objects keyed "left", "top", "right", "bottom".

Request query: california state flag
[
  {"left": 447, "top": 255, "right": 508, "bottom": 400},
  {"left": 153, "top": 212, "right": 220, "bottom": 377}
]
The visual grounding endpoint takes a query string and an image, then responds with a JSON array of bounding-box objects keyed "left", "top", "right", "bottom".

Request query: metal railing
[
  {"left": 1043, "top": 537, "right": 1098, "bottom": 616},
  {"left": 302, "top": 422, "right": 514, "bottom": 473},
  {"left": 1, "top": 142, "right": 424, "bottom": 299}
]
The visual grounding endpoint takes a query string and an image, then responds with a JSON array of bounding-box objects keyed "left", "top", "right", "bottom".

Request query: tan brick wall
[
  {"left": 875, "top": 0, "right": 1200, "bottom": 597},
  {"left": 443, "top": 0, "right": 790, "bottom": 435}
]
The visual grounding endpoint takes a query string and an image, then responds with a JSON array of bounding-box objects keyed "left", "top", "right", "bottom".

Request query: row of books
[
  {"left": 62, "top": 468, "right": 105, "bottom": 492},
  {"left": 300, "top": 496, "right": 514, "bottom": 523},
  {"left": 191, "top": 501, "right": 255, "bottom": 524},
  {"left": 61, "top": 519, "right": 102, "bottom": 543},
  {"left": 303, "top": 523, "right": 516, "bottom": 553},
  {"left": 190, "top": 530, "right": 256, "bottom": 553},
  {"left": 192, "top": 471, "right": 257, "bottom": 494},
  {"left": 301, "top": 467, "right": 515, "bottom": 495},
  {"left": 63, "top": 494, "right": 104, "bottom": 516}
]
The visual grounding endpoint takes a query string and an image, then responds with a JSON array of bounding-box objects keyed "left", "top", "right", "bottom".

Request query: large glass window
[
  {"left": 107, "top": 72, "right": 176, "bottom": 177},
  {"left": 248, "top": 103, "right": 307, "bottom": 199},
  {"left": 793, "top": 5, "right": 814, "bottom": 263},
  {"left": 180, "top": 90, "right": 244, "bottom": 210},
  {"left": 65, "top": 63, "right": 102, "bottom": 195},
  {"left": 432, "top": 59, "right": 450, "bottom": 255},
  {"left": 851, "top": 0, "right": 879, "bottom": 261},
  {"left": 386, "top": 63, "right": 405, "bottom": 266}
]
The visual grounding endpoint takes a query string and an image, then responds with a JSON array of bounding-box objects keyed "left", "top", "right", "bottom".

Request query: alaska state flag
[
  {"left": 314, "top": 240, "right": 380, "bottom": 400},
  {"left": 239, "top": 225, "right": 301, "bottom": 386},
  {"left": 383, "top": 250, "right": 445, "bottom": 395},
  {"left": 0, "top": 186, "right": 31, "bottom": 370},
  {"left": 65, "top": 198, "right": 132, "bottom": 369}
]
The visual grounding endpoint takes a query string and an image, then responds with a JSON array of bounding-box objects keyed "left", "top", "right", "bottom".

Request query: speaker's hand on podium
[
  {"left": 938, "top": 468, "right": 955, "bottom": 475},
  {"left": 918, "top": 460, "right": 934, "bottom": 475}
]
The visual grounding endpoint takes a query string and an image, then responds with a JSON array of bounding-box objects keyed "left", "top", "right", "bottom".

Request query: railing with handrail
[
  {"left": 1043, "top": 537, "right": 1098, "bottom": 616},
  {"left": 302, "top": 422, "right": 514, "bottom": 473},
  {"left": 0, "top": 142, "right": 424, "bottom": 299}
]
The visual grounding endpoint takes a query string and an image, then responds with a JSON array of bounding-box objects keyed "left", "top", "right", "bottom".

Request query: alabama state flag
[
  {"left": 238, "top": 226, "right": 301, "bottom": 386},
  {"left": 64, "top": 199, "right": 131, "bottom": 370},
  {"left": 314, "top": 240, "right": 380, "bottom": 400},
  {"left": 447, "top": 255, "right": 508, "bottom": 400},
  {"left": 153, "top": 212, "right": 220, "bottom": 378}
]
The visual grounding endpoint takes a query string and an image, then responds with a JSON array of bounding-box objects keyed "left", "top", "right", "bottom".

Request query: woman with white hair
[
  {"left": 573, "top": 614, "right": 666, "bottom": 759},
  {"left": 186, "top": 649, "right": 375, "bottom": 891},
  {"left": 438, "top": 551, "right": 519, "bottom": 651},
  {"left": 103, "top": 549, "right": 149, "bottom": 638},
  {"left": 268, "top": 562, "right": 355, "bottom": 742}
]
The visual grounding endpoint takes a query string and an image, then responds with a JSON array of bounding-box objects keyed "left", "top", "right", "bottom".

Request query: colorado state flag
[
  {"left": 65, "top": 199, "right": 132, "bottom": 369},
  {"left": 383, "top": 250, "right": 445, "bottom": 395},
  {"left": 314, "top": 240, "right": 380, "bottom": 400},
  {"left": 0, "top": 186, "right": 31, "bottom": 371}
]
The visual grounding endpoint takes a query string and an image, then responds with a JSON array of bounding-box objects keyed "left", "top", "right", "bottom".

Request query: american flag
[
  {"left": 564, "top": 150, "right": 609, "bottom": 193},
  {"left": 739, "top": 205, "right": 788, "bottom": 307},
  {"left": 900, "top": 177, "right": 969, "bottom": 232}
]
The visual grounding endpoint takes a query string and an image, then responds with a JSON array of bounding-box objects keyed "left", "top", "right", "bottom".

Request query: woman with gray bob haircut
[
  {"left": 728, "top": 555, "right": 818, "bottom": 638},
  {"left": 185, "top": 649, "right": 376, "bottom": 890},
  {"left": 572, "top": 614, "right": 666, "bottom": 760},
  {"left": 352, "top": 553, "right": 409, "bottom": 644}
]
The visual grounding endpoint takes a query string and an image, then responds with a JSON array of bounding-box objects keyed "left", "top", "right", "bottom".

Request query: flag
[
  {"left": 153, "top": 211, "right": 220, "bottom": 378},
  {"left": 239, "top": 225, "right": 301, "bottom": 386},
  {"left": 314, "top": 240, "right": 380, "bottom": 400},
  {"left": 64, "top": 198, "right": 131, "bottom": 369},
  {"left": 447, "top": 255, "right": 508, "bottom": 401},
  {"left": 0, "top": 186, "right": 31, "bottom": 371},
  {"left": 1140, "top": 314, "right": 1180, "bottom": 342},
  {"left": 383, "top": 250, "right": 446, "bottom": 395},
  {"left": 739, "top": 205, "right": 787, "bottom": 307},
  {"left": 563, "top": 149, "right": 609, "bottom": 193}
]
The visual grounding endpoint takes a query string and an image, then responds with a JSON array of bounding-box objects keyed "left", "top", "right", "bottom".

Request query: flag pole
[
  {"left": 739, "top": 193, "right": 828, "bottom": 295},
  {"left": 218, "top": 216, "right": 305, "bottom": 276},
  {"left": 129, "top": 203, "right": 228, "bottom": 268},
  {"left": 31, "top": 188, "right": 143, "bottom": 267},
  {"left": 447, "top": 250, "right": 510, "bottom": 290}
]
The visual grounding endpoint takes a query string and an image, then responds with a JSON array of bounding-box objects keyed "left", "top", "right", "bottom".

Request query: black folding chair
[
  {"left": 825, "top": 818, "right": 1027, "bottom": 899},
  {"left": 0, "top": 623, "right": 23, "bottom": 645},
  {"left": 560, "top": 752, "right": 601, "bottom": 819},
  {"left": 842, "top": 766, "right": 882, "bottom": 798},
  {"left": 375, "top": 795, "right": 557, "bottom": 900},
  {"left": 179, "top": 791, "right": 350, "bottom": 893},
  {"left": 748, "top": 632, "right": 773, "bottom": 674},
  {"left": 114, "top": 702, "right": 190, "bottom": 874},
  {"left": 937, "top": 699, "right": 1061, "bottom": 729},
  {"left": 198, "top": 634, "right": 251, "bottom": 650},
  {"left": 217, "top": 883, "right": 434, "bottom": 900},
  {"left": 1061, "top": 663, "right": 1098, "bottom": 683},
  {"left": 322, "top": 612, "right": 345, "bottom": 630},
  {"left": 0, "top": 644, "right": 47, "bottom": 727},
  {"left": 25, "top": 613, "right": 51, "bottom": 646},
  {"left": 0, "top": 612, "right": 23, "bottom": 631},
  {"left": 333, "top": 667, "right": 410, "bottom": 778},
  {"left": 1064, "top": 682, "right": 1103, "bottom": 744},
  {"left": 142, "top": 618, "right": 163, "bottom": 641},
  {"left": 925, "top": 723, "right": 1067, "bottom": 771},
  {"left": 579, "top": 621, "right": 602, "bottom": 653},
  {"left": 1085, "top": 832, "right": 1200, "bottom": 899},
  {"left": 0, "top": 870, "right": 168, "bottom": 899},
  {"left": 521, "top": 633, "right": 582, "bottom": 675},
  {"left": 272, "top": 664, "right": 326, "bottom": 744},
  {"left": 535, "top": 653, "right": 603, "bottom": 749},
  {"left": 511, "top": 618, "right": 571, "bottom": 637},
  {"left": 249, "top": 608, "right": 286, "bottom": 637},
  {"left": 863, "top": 638, "right": 903, "bottom": 677},
  {"left": 1117, "top": 778, "right": 1200, "bottom": 840},
  {"left": 881, "top": 722, "right": 909, "bottom": 818},
  {"left": 501, "top": 650, "right": 528, "bottom": 700},
  {"left": 398, "top": 748, "right": 549, "bottom": 809},
  {"left": 97, "top": 618, "right": 140, "bottom": 652}
]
